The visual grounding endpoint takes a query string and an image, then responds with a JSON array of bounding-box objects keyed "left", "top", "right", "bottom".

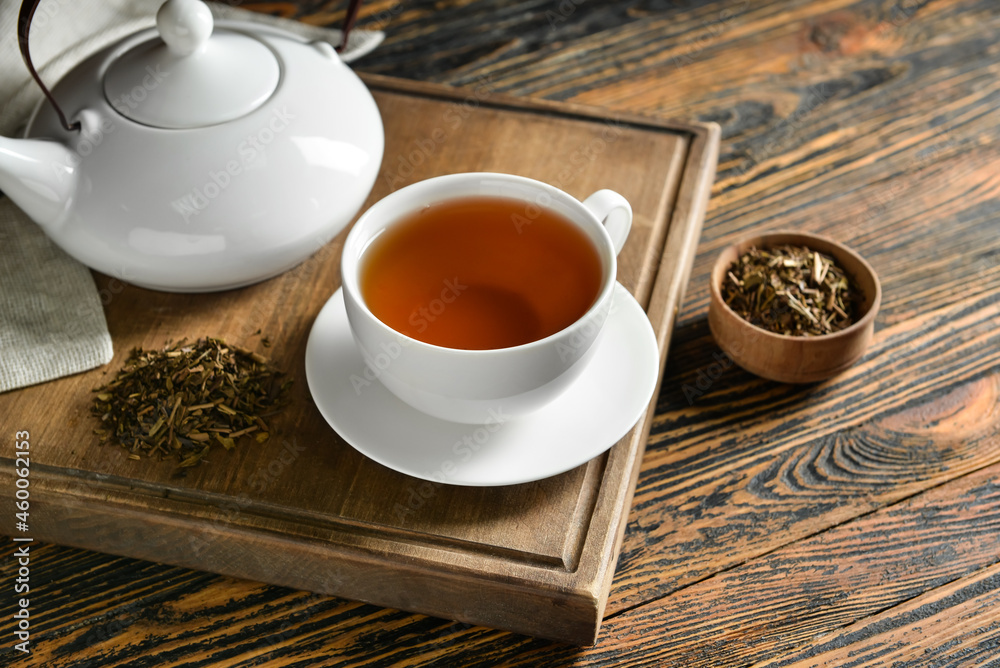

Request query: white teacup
[{"left": 340, "top": 172, "right": 632, "bottom": 424}]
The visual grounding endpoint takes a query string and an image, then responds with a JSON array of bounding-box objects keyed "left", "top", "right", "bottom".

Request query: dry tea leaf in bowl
[
  {"left": 723, "top": 244, "right": 862, "bottom": 336},
  {"left": 92, "top": 337, "right": 291, "bottom": 469}
]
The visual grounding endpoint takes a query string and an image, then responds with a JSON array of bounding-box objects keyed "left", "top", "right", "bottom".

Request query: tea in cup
[{"left": 340, "top": 172, "right": 631, "bottom": 424}]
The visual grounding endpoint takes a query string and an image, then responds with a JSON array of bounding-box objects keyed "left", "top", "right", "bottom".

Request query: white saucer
[{"left": 305, "top": 283, "right": 660, "bottom": 486}]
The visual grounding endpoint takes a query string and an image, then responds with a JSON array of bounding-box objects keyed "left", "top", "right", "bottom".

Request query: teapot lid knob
[
  {"left": 102, "top": 0, "right": 280, "bottom": 129},
  {"left": 156, "top": 0, "right": 214, "bottom": 57}
]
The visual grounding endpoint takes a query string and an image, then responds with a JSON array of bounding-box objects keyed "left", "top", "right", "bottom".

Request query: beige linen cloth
[{"left": 0, "top": 0, "right": 382, "bottom": 393}]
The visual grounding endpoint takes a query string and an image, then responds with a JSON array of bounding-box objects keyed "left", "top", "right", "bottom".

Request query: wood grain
[
  {"left": 749, "top": 563, "right": 1000, "bottom": 667},
  {"left": 585, "top": 459, "right": 1000, "bottom": 667},
  {"left": 2, "top": 0, "right": 1000, "bottom": 664}
]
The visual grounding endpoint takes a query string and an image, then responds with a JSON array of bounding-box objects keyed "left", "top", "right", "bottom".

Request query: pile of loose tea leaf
[
  {"left": 723, "top": 244, "right": 862, "bottom": 336},
  {"left": 92, "top": 338, "right": 291, "bottom": 468}
]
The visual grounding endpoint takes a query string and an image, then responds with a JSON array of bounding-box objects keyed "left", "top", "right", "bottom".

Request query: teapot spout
[{"left": 0, "top": 136, "right": 77, "bottom": 231}]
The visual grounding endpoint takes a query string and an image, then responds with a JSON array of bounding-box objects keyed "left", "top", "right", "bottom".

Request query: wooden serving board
[{"left": 0, "top": 74, "right": 718, "bottom": 645}]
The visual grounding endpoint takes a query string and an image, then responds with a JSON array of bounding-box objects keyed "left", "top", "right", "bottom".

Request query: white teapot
[{"left": 0, "top": 0, "right": 383, "bottom": 291}]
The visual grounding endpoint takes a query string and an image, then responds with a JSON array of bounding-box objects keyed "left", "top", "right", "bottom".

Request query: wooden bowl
[{"left": 708, "top": 231, "right": 881, "bottom": 384}]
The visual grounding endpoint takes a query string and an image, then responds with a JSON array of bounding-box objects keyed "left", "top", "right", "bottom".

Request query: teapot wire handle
[
  {"left": 17, "top": 0, "right": 80, "bottom": 133},
  {"left": 336, "top": 0, "right": 363, "bottom": 53}
]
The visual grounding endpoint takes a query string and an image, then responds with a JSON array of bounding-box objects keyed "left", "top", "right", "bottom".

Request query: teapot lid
[{"left": 103, "top": 0, "right": 279, "bottom": 129}]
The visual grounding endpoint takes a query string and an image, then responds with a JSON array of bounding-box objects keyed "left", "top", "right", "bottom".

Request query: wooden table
[{"left": 3, "top": 0, "right": 999, "bottom": 665}]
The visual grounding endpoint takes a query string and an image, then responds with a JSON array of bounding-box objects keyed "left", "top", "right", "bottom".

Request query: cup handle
[{"left": 583, "top": 190, "right": 632, "bottom": 255}]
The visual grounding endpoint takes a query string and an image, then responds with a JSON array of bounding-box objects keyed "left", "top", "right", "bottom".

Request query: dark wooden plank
[
  {"left": 595, "top": 0, "right": 1000, "bottom": 614},
  {"left": 607, "top": 296, "right": 1000, "bottom": 611},
  {"left": 0, "top": 541, "right": 527, "bottom": 667},
  {"left": 576, "top": 460, "right": 1000, "bottom": 667},
  {"left": 648, "top": 0, "right": 1000, "bottom": 329},
  {"left": 5, "top": 458, "right": 997, "bottom": 666},
  {"left": 749, "top": 563, "right": 1000, "bottom": 667}
]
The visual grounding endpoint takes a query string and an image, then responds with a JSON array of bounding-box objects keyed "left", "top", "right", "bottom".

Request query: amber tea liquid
[{"left": 360, "top": 196, "right": 604, "bottom": 350}]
